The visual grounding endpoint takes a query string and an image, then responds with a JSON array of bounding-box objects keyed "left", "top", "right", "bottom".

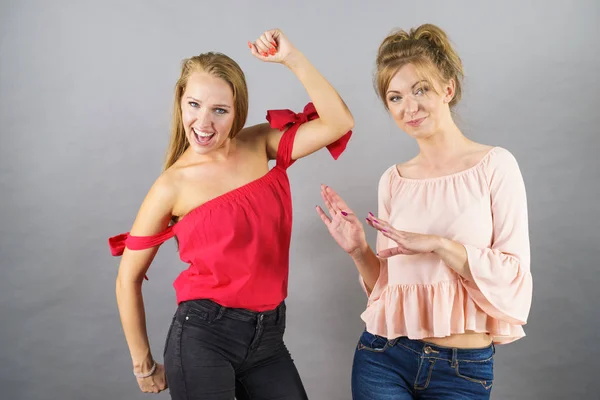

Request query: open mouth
[{"left": 192, "top": 128, "right": 216, "bottom": 145}]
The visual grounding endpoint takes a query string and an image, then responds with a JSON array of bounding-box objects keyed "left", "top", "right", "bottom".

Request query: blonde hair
[
  {"left": 375, "top": 24, "right": 464, "bottom": 109},
  {"left": 163, "top": 52, "right": 248, "bottom": 171}
]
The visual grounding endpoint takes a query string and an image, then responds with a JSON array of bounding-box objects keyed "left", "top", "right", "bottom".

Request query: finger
[
  {"left": 367, "top": 212, "right": 389, "bottom": 227},
  {"left": 380, "top": 228, "right": 404, "bottom": 244},
  {"left": 367, "top": 215, "right": 398, "bottom": 235},
  {"left": 315, "top": 205, "right": 332, "bottom": 225},
  {"left": 377, "top": 246, "right": 409, "bottom": 258},
  {"left": 254, "top": 36, "right": 271, "bottom": 56},
  {"left": 259, "top": 34, "right": 276, "bottom": 55},
  {"left": 258, "top": 34, "right": 274, "bottom": 51},
  {"left": 320, "top": 187, "right": 337, "bottom": 216},
  {"left": 264, "top": 30, "right": 278, "bottom": 49},
  {"left": 248, "top": 42, "right": 267, "bottom": 60},
  {"left": 323, "top": 186, "right": 356, "bottom": 220},
  {"left": 323, "top": 185, "right": 351, "bottom": 211}
]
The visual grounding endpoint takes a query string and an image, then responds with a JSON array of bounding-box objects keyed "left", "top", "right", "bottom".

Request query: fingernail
[
  {"left": 368, "top": 212, "right": 374, "bottom": 216},
  {"left": 381, "top": 229, "right": 387, "bottom": 233},
  {"left": 271, "top": 41, "right": 277, "bottom": 47},
  {"left": 269, "top": 48, "right": 276, "bottom": 55},
  {"left": 341, "top": 211, "right": 348, "bottom": 216},
  {"left": 247, "top": 41, "right": 252, "bottom": 49}
]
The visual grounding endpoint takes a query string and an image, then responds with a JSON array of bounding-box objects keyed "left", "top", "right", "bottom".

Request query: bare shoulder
[{"left": 129, "top": 170, "right": 178, "bottom": 235}]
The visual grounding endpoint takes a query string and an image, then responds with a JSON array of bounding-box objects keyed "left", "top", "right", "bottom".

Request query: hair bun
[{"left": 412, "top": 24, "right": 451, "bottom": 54}]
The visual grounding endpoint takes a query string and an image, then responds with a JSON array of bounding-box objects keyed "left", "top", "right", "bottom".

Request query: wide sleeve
[
  {"left": 359, "top": 166, "right": 394, "bottom": 304},
  {"left": 461, "top": 148, "right": 533, "bottom": 325}
]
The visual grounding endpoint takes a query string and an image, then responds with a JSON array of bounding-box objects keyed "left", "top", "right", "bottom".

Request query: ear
[{"left": 443, "top": 78, "right": 456, "bottom": 104}]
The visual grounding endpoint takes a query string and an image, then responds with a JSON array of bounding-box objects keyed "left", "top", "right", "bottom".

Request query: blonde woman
[
  {"left": 318, "top": 24, "right": 532, "bottom": 399},
  {"left": 109, "top": 29, "right": 353, "bottom": 399}
]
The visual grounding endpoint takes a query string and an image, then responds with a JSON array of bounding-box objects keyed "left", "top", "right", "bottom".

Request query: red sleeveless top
[{"left": 108, "top": 103, "right": 352, "bottom": 311}]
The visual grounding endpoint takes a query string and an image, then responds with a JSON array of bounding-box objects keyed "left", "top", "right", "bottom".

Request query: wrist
[
  {"left": 282, "top": 50, "right": 306, "bottom": 70},
  {"left": 132, "top": 353, "right": 154, "bottom": 374},
  {"left": 349, "top": 241, "right": 370, "bottom": 260},
  {"left": 133, "top": 360, "right": 156, "bottom": 379},
  {"left": 432, "top": 236, "right": 448, "bottom": 254}
]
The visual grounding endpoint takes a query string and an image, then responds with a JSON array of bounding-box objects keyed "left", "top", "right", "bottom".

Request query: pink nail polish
[
  {"left": 382, "top": 229, "right": 387, "bottom": 233},
  {"left": 341, "top": 211, "right": 348, "bottom": 216}
]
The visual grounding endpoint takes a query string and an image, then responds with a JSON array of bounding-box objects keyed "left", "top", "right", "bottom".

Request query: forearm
[
  {"left": 115, "top": 278, "right": 154, "bottom": 372},
  {"left": 433, "top": 237, "right": 473, "bottom": 281},
  {"left": 284, "top": 52, "right": 354, "bottom": 133},
  {"left": 350, "top": 243, "right": 382, "bottom": 295}
]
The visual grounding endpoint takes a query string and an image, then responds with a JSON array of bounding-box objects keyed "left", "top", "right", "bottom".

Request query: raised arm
[{"left": 248, "top": 29, "right": 354, "bottom": 161}]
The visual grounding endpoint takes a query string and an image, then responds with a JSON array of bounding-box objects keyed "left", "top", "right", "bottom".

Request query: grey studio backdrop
[{"left": 1, "top": 1, "right": 598, "bottom": 399}]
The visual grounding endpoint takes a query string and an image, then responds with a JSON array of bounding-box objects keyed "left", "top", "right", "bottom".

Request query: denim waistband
[
  {"left": 179, "top": 298, "right": 286, "bottom": 323},
  {"left": 390, "top": 336, "right": 495, "bottom": 363}
]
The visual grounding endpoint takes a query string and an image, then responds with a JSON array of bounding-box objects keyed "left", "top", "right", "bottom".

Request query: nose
[
  {"left": 403, "top": 96, "right": 418, "bottom": 117},
  {"left": 196, "top": 108, "right": 213, "bottom": 127}
]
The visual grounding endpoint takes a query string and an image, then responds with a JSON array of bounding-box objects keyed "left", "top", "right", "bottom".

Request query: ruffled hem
[{"left": 360, "top": 279, "right": 526, "bottom": 345}]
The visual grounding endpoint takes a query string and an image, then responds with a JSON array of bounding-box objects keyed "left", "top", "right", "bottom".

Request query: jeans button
[
  {"left": 259, "top": 315, "right": 264, "bottom": 321},
  {"left": 424, "top": 346, "right": 431, "bottom": 354}
]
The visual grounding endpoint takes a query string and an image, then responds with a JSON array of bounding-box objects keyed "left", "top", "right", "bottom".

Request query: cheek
[
  {"left": 388, "top": 105, "right": 403, "bottom": 122},
  {"left": 181, "top": 108, "right": 194, "bottom": 128},
  {"left": 216, "top": 114, "right": 235, "bottom": 130}
]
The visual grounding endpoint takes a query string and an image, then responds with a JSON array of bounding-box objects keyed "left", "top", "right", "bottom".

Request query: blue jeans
[
  {"left": 352, "top": 330, "right": 495, "bottom": 399},
  {"left": 164, "top": 299, "right": 308, "bottom": 400}
]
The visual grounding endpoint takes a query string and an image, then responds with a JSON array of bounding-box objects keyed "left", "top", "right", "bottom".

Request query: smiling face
[
  {"left": 180, "top": 71, "right": 235, "bottom": 154},
  {"left": 385, "top": 63, "right": 455, "bottom": 139}
]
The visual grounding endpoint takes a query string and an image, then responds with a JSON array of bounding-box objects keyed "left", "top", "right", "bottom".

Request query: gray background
[{"left": 1, "top": 1, "right": 598, "bottom": 399}]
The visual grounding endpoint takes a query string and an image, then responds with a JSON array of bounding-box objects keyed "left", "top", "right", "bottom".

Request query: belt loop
[
  {"left": 451, "top": 348, "right": 458, "bottom": 368},
  {"left": 216, "top": 305, "right": 225, "bottom": 321},
  {"left": 277, "top": 302, "right": 285, "bottom": 324}
]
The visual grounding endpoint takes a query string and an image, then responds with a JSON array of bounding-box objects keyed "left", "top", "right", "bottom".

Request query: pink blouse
[{"left": 361, "top": 147, "right": 532, "bottom": 345}]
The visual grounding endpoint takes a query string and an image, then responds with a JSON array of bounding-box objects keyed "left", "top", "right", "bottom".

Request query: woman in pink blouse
[{"left": 317, "top": 23, "right": 532, "bottom": 399}]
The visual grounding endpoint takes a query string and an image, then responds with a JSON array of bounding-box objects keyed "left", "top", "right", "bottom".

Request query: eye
[
  {"left": 388, "top": 95, "right": 402, "bottom": 103},
  {"left": 414, "top": 86, "right": 428, "bottom": 96},
  {"left": 188, "top": 101, "right": 199, "bottom": 108},
  {"left": 214, "top": 108, "right": 228, "bottom": 115}
]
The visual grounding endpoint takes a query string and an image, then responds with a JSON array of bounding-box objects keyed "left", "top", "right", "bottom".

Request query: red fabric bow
[{"left": 266, "top": 102, "right": 352, "bottom": 160}]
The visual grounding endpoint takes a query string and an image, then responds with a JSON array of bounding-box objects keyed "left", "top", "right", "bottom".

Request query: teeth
[{"left": 193, "top": 128, "right": 214, "bottom": 137}]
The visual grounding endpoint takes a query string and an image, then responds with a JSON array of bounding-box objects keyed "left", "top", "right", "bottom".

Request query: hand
[
  {"left": 248, "top": 29, "right": 296, "bottom": 65},
  {"left": 366, "top": 213, "right": 442, "bottom": 257},
  {"left": 316, "top": 185, "right": 367, "bottom": 255},
  {"left": 136, "top": 362, "right": 168, "bottom": 394}
]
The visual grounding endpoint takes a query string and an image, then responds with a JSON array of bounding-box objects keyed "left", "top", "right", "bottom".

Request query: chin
[{"left": 402, "top": 128, "right": 435, "bottom": 139}]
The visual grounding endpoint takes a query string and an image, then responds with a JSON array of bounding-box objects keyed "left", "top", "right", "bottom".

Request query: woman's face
[
  {"left": 385, "top": 63, "right": 454, "bottom": 139},
  {"left": 181, "top": 71, "right": 235, "bottom": 154}
]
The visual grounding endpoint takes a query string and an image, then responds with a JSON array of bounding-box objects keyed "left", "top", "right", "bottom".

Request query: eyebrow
[
  {"left": 185, "top": 97, "right": 231, "bottom": 108},
  {"left": 386, "top": 80, "right": 428, "bottom": 95}
]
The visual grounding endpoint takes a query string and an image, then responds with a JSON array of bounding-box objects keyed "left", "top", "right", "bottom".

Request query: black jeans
[{"left": 164, "top": 299, "right": 308, "bottom": 400}]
